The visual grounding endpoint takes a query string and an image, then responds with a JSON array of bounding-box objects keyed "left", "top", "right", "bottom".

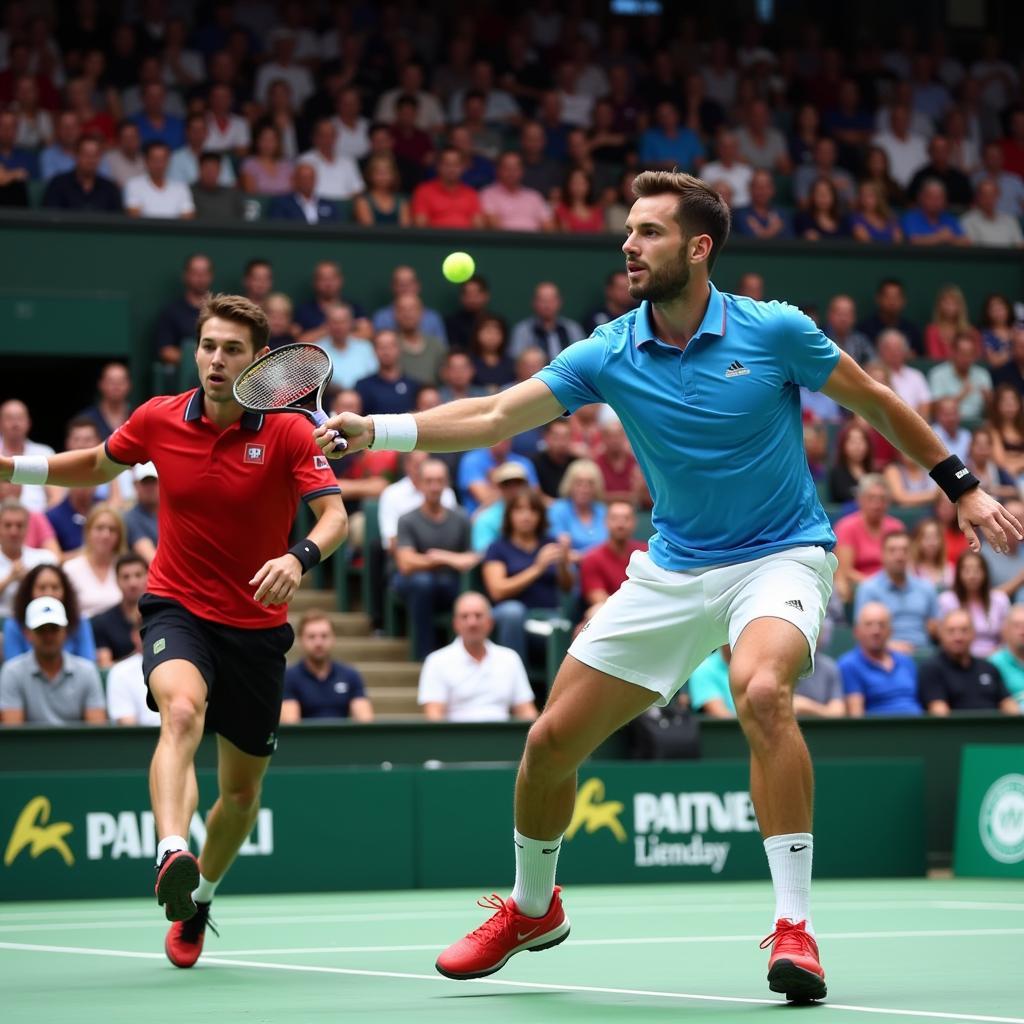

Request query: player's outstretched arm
[
  {"left": 0, "top": 444, "right": 124, "bottom": 488},
  {"left": 315, "top": 379, "right": 565, "bottom": 458},
  {"left": 821, "top": 351, "right": 1023, "bottom": 554}
]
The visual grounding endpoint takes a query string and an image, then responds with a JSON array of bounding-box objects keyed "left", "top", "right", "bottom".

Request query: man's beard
[{"left": 627, "top": 249, "right": 691, "bottom": 303}]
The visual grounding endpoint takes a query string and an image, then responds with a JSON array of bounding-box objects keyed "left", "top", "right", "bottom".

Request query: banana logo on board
[
  {"left": 4, "top": 796, "right": 75, "bottom": 867},
  {"left": 566, "top": 778, "right": 627, "bottom": 843}
]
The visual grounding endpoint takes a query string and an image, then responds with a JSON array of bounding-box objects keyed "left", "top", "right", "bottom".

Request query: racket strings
[{"left": 234, "top": 346, "right": 331, "bottom": 409}]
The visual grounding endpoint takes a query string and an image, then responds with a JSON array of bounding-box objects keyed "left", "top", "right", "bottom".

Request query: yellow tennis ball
[{"left": 442, "top": 251, "right": 475, "bottom": 284}]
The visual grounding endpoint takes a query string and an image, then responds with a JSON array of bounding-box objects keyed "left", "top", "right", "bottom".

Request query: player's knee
[
  {"left": 732, "top": 669, "right": 788, "bottom": 726},
  {"left": 160, "top": 696, "right": 204, "bottom": 741},
  {"left": 221, "top": 781, "right": 261, "bottom": 816},
  {"left": 524, "top": 716, "right": 582, "bottom": 777}
]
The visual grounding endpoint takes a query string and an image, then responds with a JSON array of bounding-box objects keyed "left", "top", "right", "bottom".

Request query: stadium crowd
[{"left": 0, "top": 3, "right": 1021, "bottom": 245}]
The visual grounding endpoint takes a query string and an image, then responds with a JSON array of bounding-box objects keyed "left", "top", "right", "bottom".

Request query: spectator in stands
[
  {"left": 64, "top": 76, "right": 114, "bottom": 146},
  {"left": 793, "top": 631, "right": 846, "bottom": 718},
  {"left": 103, "top": 120, "right": 144, "bottom": 189},
  {"left": 825, "top": 295, "right": 874, "bottom": 366},
  {"left": 90, "top": 552, "right": 147, "bottom": 669},
  {"left": 267, "top": 162, "right": 337, "bottom": 226},
  {"left": 125, "top": 140, "right": 194, "bottom": 220},
  {"left": 854, "top": 529, "right": 938, "bottom": 652},
  {"left": 458, "top": 438, "right": 539, "bottom": 515},
  {"left": 518, "top": 121, "right": 562, "bottom": 199},
  {"left": 509, "top": 282, "right": 584, "bottom": 363},
  {"left": 0, "top": 480, "right": 59, "bottom": 558},
  {"left": 580, "top": 500, "right": 647, "bottom": 618},
  {"left": 584, "top": 271, "right": 634, "bottom": 335},
  {"left": 884, "top": 445, "right": 939, "bottom": 508},
  {"left": 979, "top": 294, "right": 1015, "bottom": 369},
  {"left": 153, "top": 252, "right": 212, "bottom": 366},
  {"left": 931, "top": 397, "right": 970, "bottom": 463},
  {"left": 875, "top": 329, "right": 931, "bottom": 418},
  {"left": 239, "top": 123, "right": 293, "bottom": 196},
  {"left": 280, "top": 612, "right": 374, "bottom": 722},
  {"left": 554, "top": 168, "right": 604, "bottom": 233},
  {"left": 374, "top": 61, "right": 445, "bottom": 134},
  {"left": 1000, "top": 108, "right": 1024, "bottom": 177},
  {"left": 902, "top": 179, "right": 969, "bottom": 247},
  {"left": 548, "top": 458, "right": 609, "bottom": 557},
  {"left": 39, "top": 111, "right": 81, "bottom": 183},
  {"left": 389, "top": 95, "right": 435, "bottom": 184},
  {"left": 449, "top": 59, "right": 521, "bottom": 127},
  {"left": 11, "top": 74, "right": 51, "bottom": 150},
  {"left": 124, "top": 462, "right": 158, "bottom": 564},
  {"left": 438, "top": 351, "right": 486, "bottom": 404},
  {"left": 639, "top": 100, "right": 704, "bottom": 172},
  {"left": 965, "top": 427, "right": 1018, "bottom": 501},
  {"left": 927, "top": 332, "right": 992, "bottom": 421},
  {"left": 42, "top": 134, "right": 121, "bottom": 212},
  {"left": 795, "top": 137, "right": 855, "bottom": 210},
  {"left": 316, "top": 305, "right": 378, "bottom": 388},
  {"left": 169, "top": 114, "right": 235, "bottom": 188},
  {"left": 378, "top": 451, "right": 458, "bottom": 553},
  {"left": 352, "top": 154, "right": 410, "bottom": 227},
  {"left": 861, "top": 145, "right": 906, "bottom": 210},
  {"left": 63, "top": 503, "right": 124, "bottom": 619},
  {"left": 330, "top": 86, "right": 370, "bottom": 162},
  {"left": 834, "top": 474, "right": 904, "bottom": 601},
  {"left": 5, "top": 563, "right": 96, "bottom": 662},
  {"left": 0, "top": 401, "right": 57, "bottom": 514},
  {"left": 595, "top": 415, "right": 639, "bottom": 504},
  {"left": 688, "top": 647, "right": 735, "bottom": 719},
  {"left": 482, "top": 491, "right": 574, "bottom": 663},
  {"left": 960, "top": 179, "right": 1024, "bottom": 248},
  {"left": 205, "top": 83, "right": 251, "bottom": 159},
  {"left": 418, "top": 591, "right": 537, "bottom": 723},
  {"left": 0, "top": 499, "right": 56, "bottom": 621},
  {"left": 859, "top": 279, "right": 924, "bottom": 356},
  {"left": 293, "top": 260, "right": 363, "bottom": 340},
  {"left": 471, "top": 462, "right": 532, "bottom": 554},
  {"left": 0, "top": 108, "right": 32, "bottom": 205},
  {"left": 394, "top": 459, "right": 478, "bottom": 661},
  {"left": 700, "top": 129, "right": 753, "bottom": 208},
  {"left": 464, "top": 316, "right": 513, "bottom": 396},
  {"left": 840, "top": 602, "right": 922, "bottom": 716},
  {"left": 731, "top": 168, "right": 791, "bottom": 239},
  {"left": 531, "top": 419, "right": 576, "bottom": 504},
  {"left": 971, "top": 141, "right": 1024, "bottom": 219},
  {"left": 242, "top": 259, "right": 274, "bottom": 309},
  {"left": 372, "top": 265, "right": 446, "bottom": 341},
  {"left": 828, "top": 424, "right": 873, "bottom": 504},
  {"left": 446, "top": 276, "right": 492, "bottom": 353},
  {"left": 927, "top": 285, "right": 978, "bottom": 361},
  {"left": 989, "top": 606, "right": 1024, "bottom": 707},
  {"left": 0, "top": 597, "right": 106, "bottom": 725},
  {"left": 264, "top": 293, "right": 297, "bottom": 349},
  {"left": 191, "top": 152, "right": 244, "bottom": 221},
  {"left": 987, "top": 385, "right": 1024, "bottom": 482},
  {"left": 297, "top": 119, "right": 364, "bottom": 202},
  {"left": 736, "top": 98, "right": 791, "bottom": 174},
  {"left": 871, "top": 103, "right": 929, "bottom": 190},
  {"left": 254, "top": 33, "right": 314, "bottom": 109},
  {"left": 45, "top": 481, "right": 96, "bottom": 554},
  {"left": 907, "top": 134, "right": 973, "bottom": 209},
  {"left": 789, "top": 101, "right": 823, "bottom": 169},
  {"left": 481, "top": 151, "right": 554, "bottom": 232},
  {"left": 130, "top": 82, "right": 184, "bottom": 150},
  {"left": 356, "top": 330, "right": 419, "bottom": 416},
  {"left": 938, "top": 550, "right": 1011, "bottom": 658},
  {"left": 910, "top": 518, "right": 953, "bottom": 590},
  {"left": 411, "top": 147, "right": 483, "bottom": 229},
  {"left": 918, "top": 609, "right": 1020, "bottom": 715},
  {"left": 104, "top": 624, "right": 159, "bottom": 725},
  {"left": 994, "top": 324, "right": 1024, "bottom": 395},
  {"left": 982, "top": 498, "right": 1024, "bottom": 600},
  {"left": 78, "top": 362, "right": 131, "bottom": 441},
  {"left": 794, "top": 178, "right": 849, "bottom": 240},
  {"left": 849, "top": 181, "right": 903, "bottom": 244},
  {"left": 394, "top": 295, "right": 446, "bottom": 387}
]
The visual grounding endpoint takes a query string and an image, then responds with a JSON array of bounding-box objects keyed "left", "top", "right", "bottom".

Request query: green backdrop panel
[{"left": 953, "top": 744, "right": 1024, "bottom": 878}]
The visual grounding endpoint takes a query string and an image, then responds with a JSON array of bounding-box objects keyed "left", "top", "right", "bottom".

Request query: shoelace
[
  {"left": 759, "top": 920, "right": 814, "bottom": 954},
  {"left": 466, "top": 894, "right": 513, "bottom": 942},
  {"left": 180, "top": 902, "right": 219, "bottom": 944}
]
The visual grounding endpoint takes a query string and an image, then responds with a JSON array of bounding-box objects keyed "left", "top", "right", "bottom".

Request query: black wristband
[
  {"left": 929, "top": 454, "right": 980, "bottom": 503},
  {"left": 287, "top": 539, "right": 322, "bottom": 574}
]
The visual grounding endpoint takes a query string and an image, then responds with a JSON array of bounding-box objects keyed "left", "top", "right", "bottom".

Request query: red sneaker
[
  {"left": 165, "top": 901, "right": 217, "bottom": 968},
  {"left": 154, "top": 849, "right": 200, "bottom": 922},
  {"left": 436, "top": 887, "right": 570, "bottom": 980},
  {"left": 760, "top": 918, "right": 827, "bottom": 1002}
]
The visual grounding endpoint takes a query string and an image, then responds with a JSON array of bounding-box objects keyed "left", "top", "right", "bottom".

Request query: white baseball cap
[
  {"left": 25, "top": 597, "right": 69, "bottom": 630},
  {"left": 133, "top": 462, "right": 158, "bottom": 482}
]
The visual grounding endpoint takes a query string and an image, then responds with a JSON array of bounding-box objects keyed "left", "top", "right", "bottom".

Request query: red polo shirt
[
  {"left": 105, "top": 390, "right": 340, "bottom": 629},
  {"left": 410, "top": 179, "right": 481, "bottom": 228},
  {"left": 580, "top": 539, "right": 647, "bottom": 599}
]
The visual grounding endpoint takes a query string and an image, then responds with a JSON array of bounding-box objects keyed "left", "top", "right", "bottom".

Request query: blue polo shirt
[
  {"left": 535, "top": 288, "right": 840, "bottom": 570},
  {"left": 283, "top": 660, "right": 366, "bottom": 719},
  {"left": 854, "top": 572, "right": 939, "bottom": 650},
  {"left": 900, "top": 209, "right": 964, "bottom": 240},
  {"left": 457, "top": 450, "right": 539, "bottom": 514},
  {"left": 837, "top": 648, "right": 922, "bottom": 715}
]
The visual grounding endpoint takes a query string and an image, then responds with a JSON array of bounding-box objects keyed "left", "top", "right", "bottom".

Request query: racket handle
[
  {"left": 312, "top": 411, "right": 330, "bottom": 426},
  {"left": 312, "top": 410, "right": 348, "bottom": 452}
]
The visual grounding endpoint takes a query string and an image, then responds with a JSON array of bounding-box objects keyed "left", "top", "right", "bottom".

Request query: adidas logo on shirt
[{"left": 725, "top": 360, "right": 750, "bottom": 378}]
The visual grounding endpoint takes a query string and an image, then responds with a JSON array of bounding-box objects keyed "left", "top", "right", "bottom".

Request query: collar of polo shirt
[
  {"left": 633, "top": 284, "right": 728, "bottom": 350},
  {"left": 184, "top": 387, "right": 265, "bottom": 431}
]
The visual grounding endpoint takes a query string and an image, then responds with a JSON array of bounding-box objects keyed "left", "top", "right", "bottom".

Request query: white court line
[{"left": 1, "top": 941, "right": 1022, "bottom": 1024}]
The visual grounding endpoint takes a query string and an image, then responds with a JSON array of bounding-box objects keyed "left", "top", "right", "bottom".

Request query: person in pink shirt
[
  {"left": 833, "top": 473, "right": 903, "bottom": 601},
  {"left": 481, "top": 151, "right": 555, "bottom": 231},
  {"left": 937, "top": 550, "right": 1010, "bottom": 657}
]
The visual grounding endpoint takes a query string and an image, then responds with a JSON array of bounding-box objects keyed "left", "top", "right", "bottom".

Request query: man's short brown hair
[
  {"left": 297, "top": 611, "right": 334, "bottom": 636},
  {"left": 631, "top": 170, "right": 731, "bottom": 272},
  {"left": 195, "top": 293, "right": 270, "bottom": 353}
]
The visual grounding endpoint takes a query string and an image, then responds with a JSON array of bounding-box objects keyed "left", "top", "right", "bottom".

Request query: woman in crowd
[
  {"left": 548, "top": 459, "right": 609, "bottom": 557},
  {"left": 788, "top": 102, "right": 822, "bottom": 168},
  {"left": 938, "top": 551, "right": 1009, "bottom": 658},
  {"left": 924, "top": 284, "right": 978, "bottom": 360},
  {"left": 793, "top": 177, "right": 849, "bottom": 240},
  {"left": 909, "top": 518, "right": 952, "bottom": 589},
  {"left": 555, "top": 168, "right": 605, "bottom": 232},
  {"left": 353, "top": 154, "right": 410, "bottom": 226},
  {"left": 828, "top": 424, "right": 874, "bottom": 504},
  {"left": 3, "top": 563, "right": 96, "bottom": 660},
  {"left": 62, "top": 504, "right": 125, "bottom": 619},
  {"left": 469, "top": 315, "right": 516, "bottom": 393},
  {"left": 482, "top": 490, "right": 574, "bottom": 663},
  {"left": 240, "top": 123, "right": 294, "bottom": 196},
  {"left": 883, "top": 448, "right": 938, "bottom": 508},
  {"left": 849, "top": 180, "right": 903, "bottom": 244},
  {"left": 979, "top": 293, "right": 1015, "bottom": 369},
  {"left": 966, "top": 427, "right": 1019, "bottom": 501},
  {"left": 861, "top": 145, "right": 906, "bottom": 209},
  {"left": 988, "top": 383, "right": 1024, "bottom": 482}
]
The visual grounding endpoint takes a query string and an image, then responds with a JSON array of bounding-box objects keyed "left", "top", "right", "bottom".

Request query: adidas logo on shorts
[
  {"left": 784, "top": 599, "right": 804, "bottom": 612},
  {"left": 725, "top": 360, "right": 750, "bottom": 378}
]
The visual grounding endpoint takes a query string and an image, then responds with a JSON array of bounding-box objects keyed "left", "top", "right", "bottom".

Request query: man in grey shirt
[
  {"left": 794, "top": 631, "right": 846, "bottom": 716},
  {"left": 0, "top": 597, "right": 106, "bottom": 724},
  {"left": 393, "top": 459, "right": 479, "bottom": 660}
]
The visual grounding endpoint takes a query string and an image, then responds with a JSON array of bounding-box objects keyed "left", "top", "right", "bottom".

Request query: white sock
[
  {"left": 193, "top": 874, "right": 220, "bottom": 904},
  {"left": 763, "top": 832, "right": 814, "bottom": 934},
  {"left": 155, "top": 835, "right": 188, "bottom": 867},
  {"left": 509, "top": 828, "right": 562, "bottom": 918}
]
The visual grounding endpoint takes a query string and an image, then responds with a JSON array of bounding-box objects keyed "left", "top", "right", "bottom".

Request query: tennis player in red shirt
[{"left": 1, "top": 294, "right": 348, "bottom": 968}]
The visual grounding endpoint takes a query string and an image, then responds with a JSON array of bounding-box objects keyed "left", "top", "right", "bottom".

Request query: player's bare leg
[{"left": 730, "top": 616, "right": 826, "bottom": 1001}]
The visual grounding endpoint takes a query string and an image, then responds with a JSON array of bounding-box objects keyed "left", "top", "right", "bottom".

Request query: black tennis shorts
[{"left": 139, "top": 593, "right": 294, "bottom": 757}]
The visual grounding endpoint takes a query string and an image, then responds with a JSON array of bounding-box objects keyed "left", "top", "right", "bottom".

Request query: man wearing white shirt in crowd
[
  {"left": 877, "top": 328, "right": 932, "bottom": 418},
  {"left": 204, "top": 84, "right": 250, "bottom": 157},
  {"left": 254, "top": 33, "right": 314, "bottom": 109},
  {"left": 700, "top": 130, "right": 753, "bottom": 208},
  {"left": 125, "top": 141, "right": 195, "bottom": 219},
  {"left": 298, "top": 119, "right": 364, "bottom": 201},
  {"left": 374, "top": 63, "right": 446, "bottom": 134},
  {"left": 0, "top": 400, "right": 57, "bottom": 513},
  {"left": 971, "top": 141, "right": 1024, "bottom": 218},
  {"left": 418, "top": 591, "right": 538, "bottom": 723},
  {"left": 960, "top": 179, "right": 1024, "bottom": 248},
  {"left": 317, "top": 305, "right": 379, "bottom": 388},
  {"left": 931, "top": 397, "right": 971, "bottom": 464},
  {"left": 378, "top": 450, "right": 458, "bottom": 553},
  {"left": 168, "top": 113, "right": 235, "bottom": 187},
  {"left": 330, "top": 86, "right": 370, "bottom": 161},
  {"left": 872, "top": 103, "right": 930, "bottom": 189},
  {"left": 0, "top": 500, "right": 56, "bottom": 619},
  {"left": 106, "top": 628, "right": 161, "bottom": 726}
]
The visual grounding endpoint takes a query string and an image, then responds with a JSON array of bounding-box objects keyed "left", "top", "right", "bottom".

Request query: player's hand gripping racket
[{"left": 232, "top": 343, "right": 347, "bottom": 452}]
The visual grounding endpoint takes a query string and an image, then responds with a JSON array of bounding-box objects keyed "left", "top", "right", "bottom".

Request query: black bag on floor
[{"left": 628, "top": 705, "right": 701, "bottom": 760}]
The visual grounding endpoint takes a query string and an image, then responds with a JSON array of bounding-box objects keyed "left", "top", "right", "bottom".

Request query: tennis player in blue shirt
[{"left": 317, "top": 171, "right": 1020, "bottom": 1003}]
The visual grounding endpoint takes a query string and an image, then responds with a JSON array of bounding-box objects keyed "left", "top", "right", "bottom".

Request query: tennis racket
[{"left": 233, "top": 343, "right": 347, "bottom": 451}]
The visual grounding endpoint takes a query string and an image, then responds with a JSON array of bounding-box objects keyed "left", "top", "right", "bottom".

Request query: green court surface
[{"left": 2, "top": 878, "right": 1022, "bottom": 1024}]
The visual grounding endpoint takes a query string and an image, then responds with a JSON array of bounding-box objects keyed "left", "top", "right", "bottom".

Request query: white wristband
[
  {"left": 10, "top": 455, "right": 49, "bottom": 485},
  {"left": 369, "top": 414, "right": 418, "bottom": 452}
]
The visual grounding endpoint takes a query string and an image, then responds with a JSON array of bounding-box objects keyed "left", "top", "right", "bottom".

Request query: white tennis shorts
[{"left": 568, "top": 545, "right": 837, "bottom": 705}]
